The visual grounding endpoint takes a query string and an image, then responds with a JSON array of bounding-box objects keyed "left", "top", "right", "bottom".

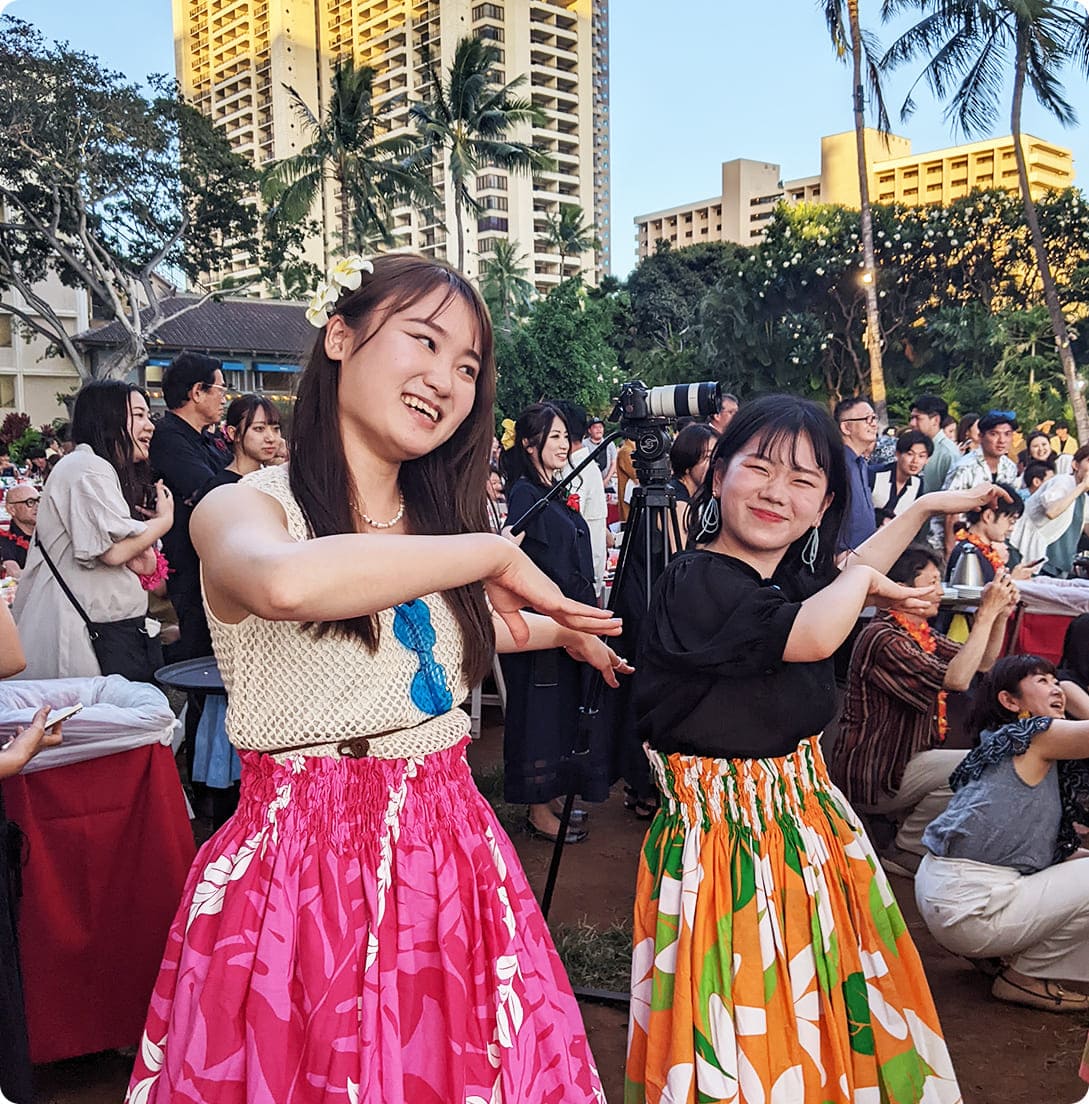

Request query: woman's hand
[
  {"left": 136, "top": 480, "right": 174, "bottom": 528},
  {"left": 0, "top": 706, "right": 62, "bottom": 780},
  {"left": 499, "top": 524, "right": 526, "bottom": 547},
  {"left": 927, "top": 482, "right": 1013, "bottom": 518},
  {"left": 562, "top": 633, "right": 634, "bottom": 688},
  {"left": 125, "top": 547, "right": 158, "bottom": 576},
  {"left": 485, "top": 543, "right": 621, "bottom": 646},
  {"left": 862, "top": 566, "right": 936, "bottom": 616}
]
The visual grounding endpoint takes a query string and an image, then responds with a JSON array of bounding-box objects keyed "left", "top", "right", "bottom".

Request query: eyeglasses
[
  {"left": 203, "top": 383, "right": 229, "bottom": 395},
  {"left": 843, "top": 415, "right": 878, "bottom": 425},
  {"left": 9, "top": 497, "right": 39, "bottom": 507}
]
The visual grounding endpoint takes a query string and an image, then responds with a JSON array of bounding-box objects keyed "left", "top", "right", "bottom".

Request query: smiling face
[
  {"left": 127, "top": 390, "right": 155, "bottom": 462},
  {"left": 1000, "top": 670, "right": 1066, "bottom": 719},
  {"left": 710, "top": 430, "right": 831, "bottom": 570},
  {"left": 910, "top": 561, "right": 944, "bottom": 621},
  {"left": 325, "top": 287, "right": 482, "bottom": 466},
  {"left": 1028, "top": 435, "right": 1052, "bottom": 461},
  {"left": 525, "top": 416, "right": 570, "bottom": 479}
]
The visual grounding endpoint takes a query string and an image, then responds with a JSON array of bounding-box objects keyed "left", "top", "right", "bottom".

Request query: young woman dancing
[
  {"left": 125, "top": 254, "right": 626, "bottom": 1103},
  {"left": 625, "top": 394, "right": 1007, "bottom": 1104}
]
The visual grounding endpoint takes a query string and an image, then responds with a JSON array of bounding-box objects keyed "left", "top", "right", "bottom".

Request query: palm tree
[
  {"left": 543, "top": 204, "right": 600, "bottom": 279},
  {"left": 821, "top": 0, "right": 893, "bottom": 424},
  {"left": 410, "top": 36, "right": 553, "bottom": 271},
  {"left": 262, "top": 60, "right": 432, "bottom": 261},
  {"left": 882, "top": 0, "right": 1089, "bottom": 439},
  {"left": 479, "top": 239, "right": 534, "bottom": 329}
]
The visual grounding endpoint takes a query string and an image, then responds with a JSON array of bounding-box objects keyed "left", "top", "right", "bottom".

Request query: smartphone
[
  {"left": 1025, "top": 557, "right": 1047, "bottom": 569},
  {"left": 142, "top": 484, "right": 159, "bottom": 512},
  {"left": 45, "top": 702, "right": 83, "bottom": 728}
]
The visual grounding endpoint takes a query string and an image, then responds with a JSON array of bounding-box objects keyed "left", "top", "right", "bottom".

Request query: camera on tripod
[{"left": 610, "top": 379, "right": 721, "bottom": 475}]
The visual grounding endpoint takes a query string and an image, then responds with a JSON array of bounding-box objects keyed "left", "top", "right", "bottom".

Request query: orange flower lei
[
  {"left": 954, "top": 528, "right": 1004, "bottom": 573},
  {"left": 889, "top": 611, "right": 948, "bottom": 742}
]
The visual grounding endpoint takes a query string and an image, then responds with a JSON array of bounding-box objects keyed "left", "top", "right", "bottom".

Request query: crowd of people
[{"left": 1, "top": 250, "right": 1089, "bottom": 1104}]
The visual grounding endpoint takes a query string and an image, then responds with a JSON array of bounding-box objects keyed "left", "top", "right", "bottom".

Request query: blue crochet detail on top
[{"left": 393, "top": 599, "right": 453, "bottom": 715}]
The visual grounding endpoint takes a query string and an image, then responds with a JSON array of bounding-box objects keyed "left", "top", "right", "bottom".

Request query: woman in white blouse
[{"left": 12, "top": 381, "right": 173, "bottom": 679}]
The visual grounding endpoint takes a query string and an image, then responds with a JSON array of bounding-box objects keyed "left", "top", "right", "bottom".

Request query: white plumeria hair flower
[{"left": 305, "top": 254, "right": 375, "bottom": 327}]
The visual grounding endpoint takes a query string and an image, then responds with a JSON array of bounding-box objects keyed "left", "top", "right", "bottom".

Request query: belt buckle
[{"left": 337, "top": 736, "right": 371, "bottom": 759}]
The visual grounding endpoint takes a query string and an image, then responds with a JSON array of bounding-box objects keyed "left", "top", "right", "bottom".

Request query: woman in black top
[
  {"left": 500, "top": 403, "right": 604, "bottom": 843},
  {"left": 626, "top": 394, "right": 1005, "bottom": 1104},
  {"left": 1058, "top": 614, "right": 1089, "bottom": 719}
]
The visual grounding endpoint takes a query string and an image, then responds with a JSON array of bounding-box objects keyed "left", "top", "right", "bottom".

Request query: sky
[{"left": 5, "top": 0, "right": 1089, "bottom": 277}]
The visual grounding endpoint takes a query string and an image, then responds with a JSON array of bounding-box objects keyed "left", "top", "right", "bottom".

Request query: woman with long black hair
[
  {"left": 126, "top": 254, "right": 624, "bottom": 1103},
  {"left": 13, "top": 381, "right": 173, "bottom": 678}
]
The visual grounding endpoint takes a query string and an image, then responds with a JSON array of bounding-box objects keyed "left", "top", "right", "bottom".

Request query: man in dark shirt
[
  {"left": 0, "top": 486, "right": 38, "bottom": 577},
  {"left": 148, "top": 352, "right": 229, "bottom": 660},
  {"left": 835, "top": 395, "right": 879, "bottom": 552}
]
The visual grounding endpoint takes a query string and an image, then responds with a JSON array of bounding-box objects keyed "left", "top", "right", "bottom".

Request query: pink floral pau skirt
[{"left": 126, "top": 740, "right": 604, "bottom": 1103}]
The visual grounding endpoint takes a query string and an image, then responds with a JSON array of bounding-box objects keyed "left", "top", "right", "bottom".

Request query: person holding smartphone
[{"left": 1, "top": 601, "right": 63, "bottom": 1104}]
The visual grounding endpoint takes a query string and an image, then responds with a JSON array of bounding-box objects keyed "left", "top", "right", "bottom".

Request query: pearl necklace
[{"left": 352, "top": 490, "right": 405, "bottom": 530}]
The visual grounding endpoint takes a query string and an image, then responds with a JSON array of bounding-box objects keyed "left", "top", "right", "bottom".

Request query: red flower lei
[
  {"left": 954, "top": 528, "right": 1004, "bottom": 573},
  {"left": 889, "top": 611, "right": 948, "bottom": 742},
  {"left": 565, "top": 493, "right": 581, "bottom": 513}
]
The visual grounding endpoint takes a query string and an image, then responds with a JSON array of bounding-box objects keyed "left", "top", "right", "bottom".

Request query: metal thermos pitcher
[{"left": 950, "top": 549, "right": 985, "bottom": 589}]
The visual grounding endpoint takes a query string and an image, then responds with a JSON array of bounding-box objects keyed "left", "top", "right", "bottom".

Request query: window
[
  {"left": 472, "top": 2, "right": 503, "bottom": 18},
  {"left": 477, "top": 24, "right": 504, "bottom": 42},
  {"left": 0, "top": 314, "right": 11, "bottom": 347},
  {"left": 477, "top": 173, "right": 507, "bottom": 191},
  {"left": 0, "top": 376, "right": 15, "bottom": 408},
  {"left": 477, "top": 216, "right": 508, "bottom": 233},
  {"left": 483, "top": 195, "right": 509, "bottom": 211}
]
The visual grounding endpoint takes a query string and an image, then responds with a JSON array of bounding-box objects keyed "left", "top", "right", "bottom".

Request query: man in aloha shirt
[{"left": 938, "top": 411, "right": 1019, "bottom": 555}]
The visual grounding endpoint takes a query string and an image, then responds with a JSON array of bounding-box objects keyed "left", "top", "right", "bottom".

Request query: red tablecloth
[
  {"left": 1, "top": 742, "right": 195, "bottom": 1063},
  {"left": 1012, "top": 611, "right": 1072, "bottom": 665}
]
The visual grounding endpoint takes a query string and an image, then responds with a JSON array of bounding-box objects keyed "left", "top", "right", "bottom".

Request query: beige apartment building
[
  {"left": 173, "top": 0, "right": 610, "bottom": 290},
  {"left": 635, "top": 129, "right": 1075, "bottom": 260}
]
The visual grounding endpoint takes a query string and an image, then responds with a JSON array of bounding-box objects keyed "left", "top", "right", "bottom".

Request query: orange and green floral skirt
[{"left": 625, "top": 736, "right": 961, "bottom": 1104}]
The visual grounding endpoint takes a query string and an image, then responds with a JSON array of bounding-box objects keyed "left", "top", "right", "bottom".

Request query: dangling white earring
[
  {"left": 696, "top": 496, "right": 721, "bottom": 542},
  {"left": 801, "top": 525, "right": 820, "bottom": 571}
]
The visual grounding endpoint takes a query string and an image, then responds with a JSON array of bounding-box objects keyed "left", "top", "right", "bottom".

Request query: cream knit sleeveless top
[{"left": 204, "top": 464, "right": 471, "bottom": 759}]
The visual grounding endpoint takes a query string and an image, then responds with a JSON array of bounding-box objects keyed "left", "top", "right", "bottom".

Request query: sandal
[{"left": 991, "top": 970, "right": 1089, "bottom": 1013}]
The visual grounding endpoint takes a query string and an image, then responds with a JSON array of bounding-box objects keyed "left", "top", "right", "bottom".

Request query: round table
[{"left": 155, "top": 655, "right": 226, "bottom": 696}]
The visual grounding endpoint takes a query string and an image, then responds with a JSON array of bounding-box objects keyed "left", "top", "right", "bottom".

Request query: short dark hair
[
  {"left": 669, "top": 423, "right": 716, "bottom": 479},
  {"left": 1023, "top": 460, "right": 1055, "bottom": 489},
  {"left": 690, "top": 394, "right": 847, "bottom": 580},
  {"left": 833, "top": 396, "right": 872, "bottom": 424},
  {"left": 911, "top": 394, "right": 948, "bottom": 421},
  {"left": 971, "top": 654, "right": 1058, "bottom": 736},
  {"left": 162, "top": 352, "right": 222, "bottom": 410},
  {"left": 1074, "top": 445, "right": 1089, "bottom": 466},
  {"left": 1054, "top": 421, "right": 1070, "bottom": 432},
  {"left": 965, "top": 481, "right": 1024, "bottom": 524},
  {"left": 887, "top": 544, "right": 944, "bottom": 586},
  {"left": 896, "top": 428, "right": 934, "bottom": 456}
]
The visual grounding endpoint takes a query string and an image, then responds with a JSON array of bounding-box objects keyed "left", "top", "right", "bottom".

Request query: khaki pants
[
  {"left": 858, "top": 748, "right": 967, "bottom": 856},
  {"left": 916, "top": 852, "right": 1089, "bottom": 982}
]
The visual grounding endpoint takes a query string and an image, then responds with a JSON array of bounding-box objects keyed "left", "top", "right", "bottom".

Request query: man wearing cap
[
  {"left": 0, "top": 487, "right": 38, "bottom": 579},
  {"left": 940, "top": 411, "right": 1019, "bottom": 555},
  {"left": 583, "top": 416, "right": 617, "bottom": 493}
]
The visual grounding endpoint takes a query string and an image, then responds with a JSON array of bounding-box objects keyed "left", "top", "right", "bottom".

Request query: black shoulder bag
[{"left": 34, "top": 536, "right": 163, "bottom": 683}]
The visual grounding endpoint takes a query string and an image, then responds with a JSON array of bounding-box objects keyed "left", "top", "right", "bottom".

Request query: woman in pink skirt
[{"left": 126, "top": 254, "right": 625, "bottom": 1103}]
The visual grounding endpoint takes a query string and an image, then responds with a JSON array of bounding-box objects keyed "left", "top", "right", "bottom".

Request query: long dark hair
[
  {"left": 970, "top": 654, "right": 1058, "bottom": 736},
  {"left": 687, "top": 394, "right": 847, "bottom": 581},
  {"left": 70, "top": 380, "right": 147, "bottom": 512},
  {"left": 290, "top": 253, "right": 496, "bottom": 685},
  {"left": 500, "top": 402, "right": 566, "bottom": 492},
  {"left": 225, "top": 393, "right": 280, "bottom": 453},
  {"left": 1059, "top": 614, "right": 1089, "bottom": 691}
]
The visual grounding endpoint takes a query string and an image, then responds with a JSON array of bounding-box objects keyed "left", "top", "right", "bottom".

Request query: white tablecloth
[{"left": 0, "top": 674, "right": 177, "bottom": 773}]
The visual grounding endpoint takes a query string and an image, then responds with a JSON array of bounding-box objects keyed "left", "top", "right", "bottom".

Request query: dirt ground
[{"left": 32, "top": 716, "right": 1089, "bottom": 1103}]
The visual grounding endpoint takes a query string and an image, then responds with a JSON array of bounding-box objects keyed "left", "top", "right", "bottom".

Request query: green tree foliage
[
  {"left": 0, "top": 17, "right": 257, "bottom": 379},
  {"left": 542, "top": 204, "right": 600, "bottom": 278},
  {"left": 495, "top": 280, "right": 620, "bottom": 419},
  {"left": 881, "top": 0, "right": 1089, "bottom": 437},
  {"left": 262, "top": 60, "right": 432, "bottom": 260},
  {"left": 479, "top": 239, "right": 535, "bottom": 332},
  {"left": 411, "top": 37, "right": 553, "bottom": 271}
]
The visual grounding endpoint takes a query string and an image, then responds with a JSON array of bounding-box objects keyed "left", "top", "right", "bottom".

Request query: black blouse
[{"left": 635, "top": 550, "right": 837, "bottom": 759}]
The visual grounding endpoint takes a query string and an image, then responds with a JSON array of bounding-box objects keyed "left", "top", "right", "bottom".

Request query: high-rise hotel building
[{"left": 172, "top": 0, "right": 610, "bottom": 289}]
